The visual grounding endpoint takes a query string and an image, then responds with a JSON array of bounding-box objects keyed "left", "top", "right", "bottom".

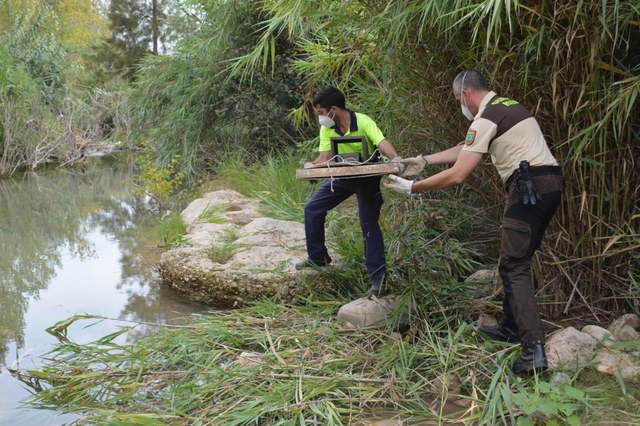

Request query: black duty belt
[{"left": 506, "top": 165, "right": 562, "bottom": 187}]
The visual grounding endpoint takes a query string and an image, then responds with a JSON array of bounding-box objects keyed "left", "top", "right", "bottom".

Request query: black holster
[{"left": 514, "top": 161, "right": 542, "bottom": 205}]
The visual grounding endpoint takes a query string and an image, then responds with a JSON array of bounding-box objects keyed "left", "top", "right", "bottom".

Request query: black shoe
[
  {"left": 478, "top": 324, "right": 520, "bottom": 343},
  {"left": 295, "top": 256, "right": 331, "bottom": 270},
  {"left": 367, "top": 283, "right": 390, "bottom": 299},
  {"left": 512, "top": 343, "right": 548, "bottom": 375}
]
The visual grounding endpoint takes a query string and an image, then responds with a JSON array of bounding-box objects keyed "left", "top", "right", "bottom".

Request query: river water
[{"left": 0, "top": 154, "right": 205, "bottom": 425}]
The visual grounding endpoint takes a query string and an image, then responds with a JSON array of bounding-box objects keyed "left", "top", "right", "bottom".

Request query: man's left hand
[{"left": 383, "top": 175, "right": 414, "bottom": 195}]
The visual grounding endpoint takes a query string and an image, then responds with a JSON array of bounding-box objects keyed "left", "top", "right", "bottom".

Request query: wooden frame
[{"left": 295, "top": 162, "right": 405, "bottom": 180}]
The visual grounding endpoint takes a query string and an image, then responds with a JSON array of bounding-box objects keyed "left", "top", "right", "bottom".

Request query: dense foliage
[
  {"left": 127, "top": 0, "right": 308, "bottom": 177},
  {"left": 225, "top": 0, "right": 639, "bottom": 317},
  {"left": 126, "top": 0, "right": 639, "bottom": 316},
  {"left": 0, "top": 0, "right": 110, "bottom": 174},
  {"left": 1, "top": 0, "right": 637, "bottom": 320}
]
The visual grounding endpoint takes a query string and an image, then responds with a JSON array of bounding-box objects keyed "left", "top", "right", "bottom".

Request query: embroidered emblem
[
  {"left": 465, "top": 130, "right": 477, "bottom": 145},
  {"left": 492, "top": 97, "right": 519, "bottom": 106}
]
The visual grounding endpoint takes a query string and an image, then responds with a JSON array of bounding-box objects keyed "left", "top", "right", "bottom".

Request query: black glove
[{"left": 517, "top": 161, "right": 542, "bottom": 205}]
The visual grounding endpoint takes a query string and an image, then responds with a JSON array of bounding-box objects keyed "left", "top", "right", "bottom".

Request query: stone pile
[
  {"left": 546, "top": 313, "right": 640, "bottom": 379},
  {"left": 467, "top": 269, "right": 640, "bottom": 379}
]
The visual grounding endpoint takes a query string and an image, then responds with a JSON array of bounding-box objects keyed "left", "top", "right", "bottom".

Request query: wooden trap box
[{"left": 296, "top": 162, "right": 405, "bottom": 180}]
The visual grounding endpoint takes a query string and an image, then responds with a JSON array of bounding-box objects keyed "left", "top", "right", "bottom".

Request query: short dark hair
[
  {"left": 312, "top": 86, "right": 346, "bottom": 110},
  {"left": 452, "top": 69, "right": 488, "bottom": 92}
]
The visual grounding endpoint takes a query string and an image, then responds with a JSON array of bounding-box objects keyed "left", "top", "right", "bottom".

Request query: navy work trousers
[{"left": 303, "top": 176, "right": 386, "bottom": 285}]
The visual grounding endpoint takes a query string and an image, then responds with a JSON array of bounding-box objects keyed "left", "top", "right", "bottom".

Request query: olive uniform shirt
[{"left": 462, "top": 91, "right": 558, "bottom": 182}]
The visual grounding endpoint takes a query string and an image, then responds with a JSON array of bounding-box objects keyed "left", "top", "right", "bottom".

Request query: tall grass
[
  {"left": 21, "top": 300, "right": 640, "bottom": 425},
  {"left": 154, "top": 212, "right": 186, "bottom": 247},
  {"left": 213, "top": 149, "right": 315, "bottom": 222},
  {"left": 18, "top": 304, "right": 509, "bottom": 424}
]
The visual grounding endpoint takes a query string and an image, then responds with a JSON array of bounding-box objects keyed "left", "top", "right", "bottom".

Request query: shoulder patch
[{"left": 465, "top": 130, "right": 477, "bottom": 145}]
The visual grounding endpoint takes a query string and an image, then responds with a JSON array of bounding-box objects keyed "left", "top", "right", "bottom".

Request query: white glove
[
  {"left": 390, "top": 156, "right": 402, "bottom": 163},
  {"left": 303, "top": 162, "right": 315, "bottom": 169},
  {"left": 400, "top": 154, "right": 427, "bottom": 177},
  {"left": 383, "top": 174, "right": 414, "bottom": 195}
]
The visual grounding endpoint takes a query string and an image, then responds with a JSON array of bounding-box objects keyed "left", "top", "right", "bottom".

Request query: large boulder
[
  {"left": 545, "top": 327, "right": 597, "bottom": 369},
  {"left": 158, "top": 190, "right": 336, "bottom": 306},
  {"left": 581, "top": 325, "right": 617, "bottom": 348}
]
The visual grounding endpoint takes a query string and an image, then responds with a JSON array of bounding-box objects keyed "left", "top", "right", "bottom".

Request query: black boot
[
  {"left": 295, "top": 256, "right": 332, "bottom": 270},
  {"left": 478, "top": 324, "right": 520, "bottom": 343},
  {"left": 512, "top": 343, "right": 548, "bottom": 375},
  {"left": 367, "top": 282, "right": 390, "bottom": 299}
]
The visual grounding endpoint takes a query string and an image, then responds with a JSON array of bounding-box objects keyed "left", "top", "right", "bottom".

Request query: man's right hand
[
  {"left": 400, "top": 154, "right": 427, "bottom": 177},
  {"left": 303, "top": 162, "right": 315, "bottom": 169},
  {"left": 383, "top": 175, "right": 414, "bottom": 195}
]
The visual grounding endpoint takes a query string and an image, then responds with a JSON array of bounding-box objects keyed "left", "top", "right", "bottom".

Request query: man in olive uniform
[
  {"left": 384, "top": 70, "right": 564, "bottom": 374},
  {"left": 296, "top": 85, "right": 401, "bottom": 298}
]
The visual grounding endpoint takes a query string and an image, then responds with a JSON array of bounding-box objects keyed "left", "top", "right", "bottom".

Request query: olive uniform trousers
[{"left": 499, "top": 167, "right": 564, "bottom": 346}]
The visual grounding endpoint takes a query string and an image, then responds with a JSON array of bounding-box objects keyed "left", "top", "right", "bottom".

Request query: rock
[
  {"left": 181, "top": 189, "right": 260, "bottom": 230},
  {"left": 592, "top": 349, "right": 640, "bottom": 379},
  {"left": 236, "top": 217, "right": 306, "bottom": 247},
  {"left": 388, "top": 332, "right": 403, "bottom": 344},
  {"left": 550, "top": 372, "right": 572, "bottom": 386},
  {"left": 545, "top": 327, "right": 597, "bottom": 369},
  {"left": 476, "top": 313, "right": 498, "bottom": 329},
  {"left": 336, "top": 296, "right": 404, "bottom": 330},
  {"left": 234, "top": 351, "right": 264, "bottom": 368},
  {"left": 582, "top": 325, "right": 617, "bottom": 347},
  {"left": 464, "top": 269, "right": 497, "bottom": 283},
  {"left": 614, "top": 325, "right": 640, "bottom": 342},
  {"left": 430, "top": 373, "right": 461, "bottom": 397},
  {"left": 464, "top": 269, "right": 500, "bottom": 299},
  {"left": 423, "top": 373, "right": 471, "bottom": 415},
  {"left": 158, "top": 190, "right": 338, "bottom": 306},
  {"left": 608, "top": 313, "right": 640, "bottom": 338},
  {"left": 369, "top": 421, "right": 403, "bottom": 426},
  {"left": 159, "top": 247, "right": 333, "bottom": 306}
]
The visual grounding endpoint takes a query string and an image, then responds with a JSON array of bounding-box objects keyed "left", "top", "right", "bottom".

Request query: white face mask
[
  {"left": 318, "top": 109, "right": 336, "bottom": 128},
  {"left": 461, "top": 103, "right": 474, "bottom": 121},
  {"left": 459, "top": 72, "right": 475, "bottom": 121}
]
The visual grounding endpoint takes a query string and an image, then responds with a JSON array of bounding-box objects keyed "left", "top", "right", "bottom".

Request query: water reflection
[
  {"left": 0, "top": 154, "right": 204, "bottom": 423},
  {"left": 0, "top": 162, "right": 108, "bottom": 364}
]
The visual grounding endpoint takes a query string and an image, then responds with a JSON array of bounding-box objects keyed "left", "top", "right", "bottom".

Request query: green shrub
[{"left": 133, "top": 153, "right": 200, "bottom": 211}]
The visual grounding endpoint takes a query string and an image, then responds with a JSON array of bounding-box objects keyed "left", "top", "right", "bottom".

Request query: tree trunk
[{"left": 152, "top": 0, "right": 158, "bottom": 55}]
